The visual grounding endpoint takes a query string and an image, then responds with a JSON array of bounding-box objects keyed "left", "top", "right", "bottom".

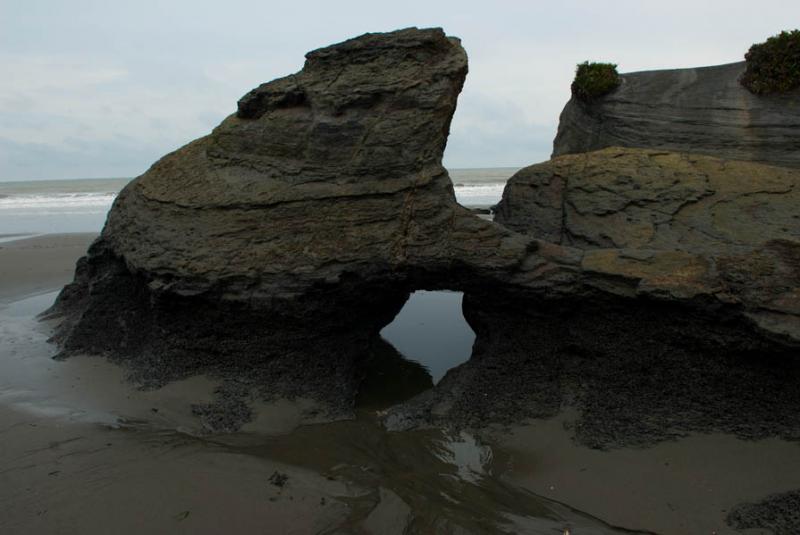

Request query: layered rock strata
[
  {"left": 390, "top": 149, "right": 800, "bottom": 440},
  {"left": 496, "top": 147, "right": 800, "bottom": 344},
  {"left": 552, "top": 62, "right": 800, "bottom": 169}
]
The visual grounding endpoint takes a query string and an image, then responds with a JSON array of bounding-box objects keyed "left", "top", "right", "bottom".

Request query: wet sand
[
  {"left": 0, "top": 287, "right": 623, "bottom": 534},
  {"left": 0, "top": 306, "right": 356, "bottom": 533},
  {"left": 2, "top": 234, "right": 800, "bottom": 534},
  {"left": 0, "top": 236, "right": 356, "bottom": 534},
  {"left": 0, "top": 233, "right": 96, "bottom": 302},
  {"left": 493, "top": 413, "right": 800, "bottom": 535},
  {"left": 0, "top": 404, "right": 355, "bottom": 534}
]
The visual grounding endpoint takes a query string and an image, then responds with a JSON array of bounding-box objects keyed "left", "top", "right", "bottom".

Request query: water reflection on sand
[
  {"left": 380, "top": 290, "right": 476, "bottom": 384},
  {"left": 2, "top": 290, "right": 799, "bottom": 534},
  {"left": 0, "top": 290, "right": 635, "bottom": 534}
]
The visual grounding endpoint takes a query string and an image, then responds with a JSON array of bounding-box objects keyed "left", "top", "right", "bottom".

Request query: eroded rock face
[
  {"left": 495, "top": 147, "right": 800, "bottom": 344},
  {"left": 389, "top": 148, "right": 800, "bottom": 438},
  {"left": 53, "top": 28, "right": 529, "bottom": 326},
  {"left": 496, "top": 147, "right": 800, "bottom": 253},
  {"left": 95, "top": 27, "right": 524, "bottom": 302},
  {"left": 48, "top": 28, "right": 531, "bottom": 420},
  {"left": 386, "top": 289, "right": 800, "bottom": 446},
  {"left": 552, "top": 62, "right": 800, "bottom": 168}
]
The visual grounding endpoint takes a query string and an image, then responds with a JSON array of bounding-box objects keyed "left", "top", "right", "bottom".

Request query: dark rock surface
[
  {"left": 385, "top": 289, "right": 800, "bottom": 449},
  {"left": 496, "top": 147, "right": 800, "bottom": 253},
  {"left": 48, "top": 27, "right": 530, "bottom": 423},
  {"left": 87, "top": 27, "right": 524, "bottom": 302},
  {"left": 552, "top": 61, "right": 800, "bottom": 168},
  {"left": 495, "top": 147, "right": 800, "bottom": 345},
  {"left": 727, "top": 489, "right": 800, "bottom": 535}
]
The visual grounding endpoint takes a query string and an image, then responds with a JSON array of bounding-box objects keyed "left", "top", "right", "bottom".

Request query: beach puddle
[
  {"left": 379, "top": 290, "right": 475, "bottom": 384},
  {"left": 227, "top": 415, "right": 635, "bottom": 534},
  {"left": 2, "top": 289, "right": 59, "bottom": 317}
]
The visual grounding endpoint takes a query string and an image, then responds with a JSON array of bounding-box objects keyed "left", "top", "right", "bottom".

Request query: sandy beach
[
  {"left": 495, "top": 415, "right": 799, "bottom": 535},
  {"left": 1, "top": 233, "right": 799, "bottom": 534},
  {"left": 0, "top": 235, "right": 362, "bottom": 534},
  {"left": 0, "top": 234, "right": 97, "bottom": 302},
  {"left": 0, "top": 234, "right": 615, "bottom": 535}
]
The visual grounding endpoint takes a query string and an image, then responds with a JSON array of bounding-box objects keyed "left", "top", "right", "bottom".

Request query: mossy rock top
[
  {"left": 740, "top": 30, "right": 800, "bottom": 95},
  {"left": 571, "top": 62, "right": 620, "bottom": 102}
]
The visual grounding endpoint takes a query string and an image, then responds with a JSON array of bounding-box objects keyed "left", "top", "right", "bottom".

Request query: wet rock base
[
  {"left": 49, "top": 243, "right": 800, "bottom": 447},
  {"left": 45, "top": 242, "right": 409, "bottom": 431},
  {"left": 386, "top": 290, "right": 800, "bottom": 450},
  {"left": 727, "top": 489, "right": 800, "bottom": 535}
]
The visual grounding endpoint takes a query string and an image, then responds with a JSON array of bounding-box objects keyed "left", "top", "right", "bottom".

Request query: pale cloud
[
  {"left": 0, "top": 53, "right": 233, "bottom": 177},
  {"left": 1, "top": 0, "right": 799, "bottom": 180},
  {"left": 2, "top": 57, "right": 126, "bottom": 90},
  {"left": 202, "top": 57, "right": 303, "bottom": 93}
]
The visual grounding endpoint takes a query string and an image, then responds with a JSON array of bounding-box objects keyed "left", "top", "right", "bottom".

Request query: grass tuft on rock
[
  {"left": 571, "top": 62, "right": 620, "bottom": 102},
  {"left": 740, "top": 30, "right": 800, "bottom": 95}
]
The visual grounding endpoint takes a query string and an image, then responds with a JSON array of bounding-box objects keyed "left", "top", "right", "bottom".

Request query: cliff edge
[{"left": 553, "top": 62, "right": 800, "bottom": 168}]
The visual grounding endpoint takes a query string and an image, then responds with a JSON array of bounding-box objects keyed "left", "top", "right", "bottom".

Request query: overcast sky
[{"left": 1, "top": 0, "right": 798, "bottom": 181}]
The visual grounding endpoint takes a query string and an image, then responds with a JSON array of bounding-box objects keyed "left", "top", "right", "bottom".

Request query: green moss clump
[
  {"left": 740, "top": 30, "right": 800, "bottom": 95},
  {"left": 571, "top": 62, "right": 620, "bottom": 102}
]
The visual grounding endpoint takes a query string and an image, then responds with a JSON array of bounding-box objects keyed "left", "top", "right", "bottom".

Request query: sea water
[
  {"left": 0, "top": 168, "right": 518, "bottom": 235},
  {"left": 0, "top": 178, "right": 128, "bottom": 235},
  {"left": 450, "top": 167, "right": 519, "bottom": 208}
]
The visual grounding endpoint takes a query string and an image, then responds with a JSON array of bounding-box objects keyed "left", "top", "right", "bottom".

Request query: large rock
[
  {"left": 49, "top": 29, "right": 800, "bottom": 427},
  {"left": 552, "top": 62, "right": 800, "bottom": 168},
  {"left": 386, "top": 288, "right": 800, "bottom": 446},
  {"left": 388, "top": 148, "right": 800, "bottom": 436},
  {"left": 496, "top": 147, "right": 800, "bottom": 253},
  {"left": 90, "top": 27, "right": 524, "bottom": 303},
  {"left": 47, "top": 28, "right": 530, "bottom": 418},
  {"left": 495, "top": 147, "right": 800, "bottom": 344}
]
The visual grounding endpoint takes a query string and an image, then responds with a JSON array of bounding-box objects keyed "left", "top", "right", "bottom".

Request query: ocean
[
  {"left": 449, "top": 167, "right": 520, "bottom": 208},
  {"left": 0, "top": 178, "right": 127, "bottom": 235},
  {"left": 0, "top": 168, "right": 519, "bottom": 235}
]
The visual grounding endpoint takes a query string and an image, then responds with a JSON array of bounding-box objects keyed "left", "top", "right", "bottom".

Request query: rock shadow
[{"left": 386, "top": 288, "right": 800, "bottom": 449}]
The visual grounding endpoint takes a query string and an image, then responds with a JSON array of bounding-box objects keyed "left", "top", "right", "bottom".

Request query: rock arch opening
[
  {"left": 354, "top": 289, "right": 477, "bottom": 411},
  {"left": 380, "top": 290, "right": 476, "bottom": 384}
]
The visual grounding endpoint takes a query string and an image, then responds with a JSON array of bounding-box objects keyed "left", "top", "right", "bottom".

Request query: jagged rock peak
[{"left": 88, "top": 26, "right": 493, "bottom": 304}]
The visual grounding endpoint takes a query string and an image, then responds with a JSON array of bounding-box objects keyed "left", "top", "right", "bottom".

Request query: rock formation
[
  {"left": 495, "top": 147, "right": 800, "bottom": 344},
  {"left": 496, "top": 147, "right": 800, "bottom": 253},
  {"left": 49, "top": 28, "right": 800, "bottom": 428},
  {"left": 393, "top": 146, "right": 800, "bottom": 441},
  {"left": 386, "top": 287, "right": 800, "bottom": 446},
  {"left": 47, "top": 27, "right": 530, "bottom": 421},
  {"left": 552, "top": 62, "right": 800, "bottom": 168},
  {"left": 80, "top": 26, "right": 524, "bottom": 306}
]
